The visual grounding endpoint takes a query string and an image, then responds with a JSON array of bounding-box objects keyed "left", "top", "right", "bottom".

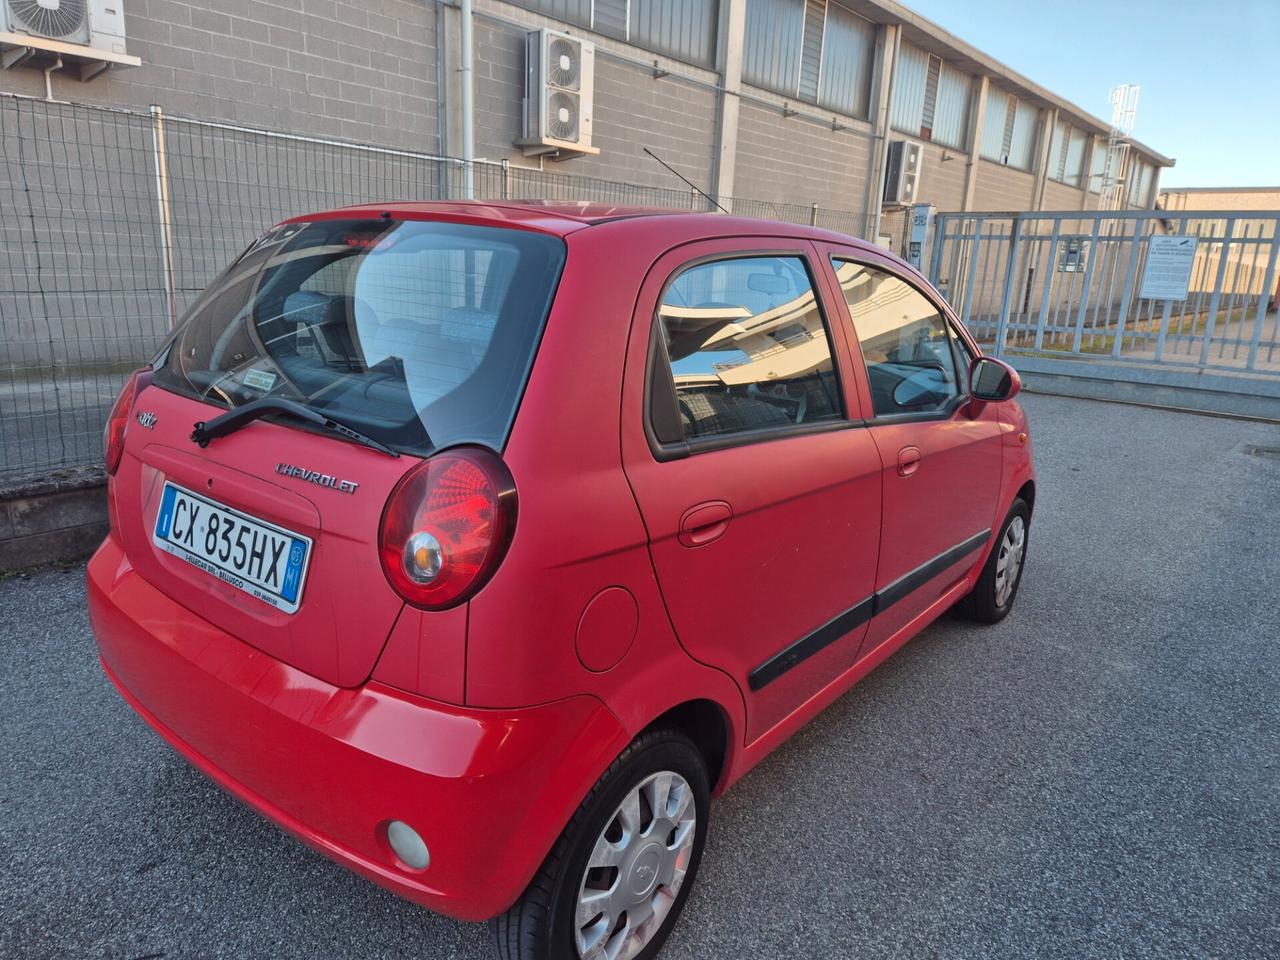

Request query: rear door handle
[
  {"left": 678, "top": 501, "right": 733, "bottom": 547},
  {"left": 897, "top": 445, "right": 922, "bottom": 477}
]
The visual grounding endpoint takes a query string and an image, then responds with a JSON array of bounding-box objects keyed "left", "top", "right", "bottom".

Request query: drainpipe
[
  {"left": 44, "top": 55, "right": 63, "bottom": 101},
  {"left": 460, "top": 0, "right": 475, "bottom": 199}
]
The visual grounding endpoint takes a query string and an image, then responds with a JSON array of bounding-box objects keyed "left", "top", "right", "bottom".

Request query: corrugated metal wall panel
[
  {"left": 1007, "top": 97, "right": 1038, "bottom": 170},
  {"left": 931, "top": 62, "right": 969, "bottom": 148},
  {"left": 630, "top": 0, "right": 719, "bottom": 66},
  {"left": 744, "top": 0, "right": 805, "bottom": 95},
  {"left": 1049, "top": 119, "right": 1068, "bottom": 179},
  {"left": 1089, "top": 140, "right": 1106, "bottom": 192},
  {"left": 979, "top": 86, "right": 1009, "bottom": 161},
  {"left": 1064, "top": 126, "right": 1087, "bottom": 187},
  {"left": 798, "top": 0, "right": 826, "bottom": 102},
  {"left": 817, "top": 2, "right": 874, "bottom": 117},
  {"left": 889, "top": 41, "right": 927, "bottom": 133},
  {"left": 509, "top": 0, "right": 593, "bottom": 29},
  {"left": 594, "top": 0, "right": 629, "bottom": 40}
]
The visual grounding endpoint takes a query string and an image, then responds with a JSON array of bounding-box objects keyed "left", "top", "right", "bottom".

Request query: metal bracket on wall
[
  {"left": 652, "top": 59, "right": 669, "bottom": 80},
  {"left": 782, "top": 103, "right": 799, "bottom": 118}
]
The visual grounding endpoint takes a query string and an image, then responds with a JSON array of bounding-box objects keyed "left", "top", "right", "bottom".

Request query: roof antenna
[{"left": 643, "top": 147, "right": 730, "bottom": 215}]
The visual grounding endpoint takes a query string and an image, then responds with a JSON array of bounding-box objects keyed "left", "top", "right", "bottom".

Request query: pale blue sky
[{"left": 903, "top": 0, "right": 1280, "bottom": 188}]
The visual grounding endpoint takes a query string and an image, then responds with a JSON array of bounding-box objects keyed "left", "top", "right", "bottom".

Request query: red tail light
[
  {"left": 104, "top": 366, "right": 152, "bottom": 476},
  {"left": 379, "top": 448, "right": 517, "bottom": 610}
]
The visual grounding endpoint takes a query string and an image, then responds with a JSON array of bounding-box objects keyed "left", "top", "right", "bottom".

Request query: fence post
[
  {"left": 1199, "top": 216, "right": 1237, "bottom": 366},
  {"left": 992, "top": 213, "right": 1023, "bottom": 358},
  {"left": 810, "top": 202, "right": 819, "bottom": 226},
  {"left": 927, "top": 213, "right": 946, "bottom": 285},
  {"left": 1110, "top": 214, "right": 1146, "bottom": 357},
  {"left": 149, "top": 104, "right": 177, "bottom": 328},
  {"left": 501, "top": 158, "right": 510, "bottom": 200},
  {"left": 1246, "top": 218, "right": 1280, "bottom": 370}
]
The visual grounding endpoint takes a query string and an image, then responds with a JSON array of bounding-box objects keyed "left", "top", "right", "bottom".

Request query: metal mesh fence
[{"left": 0, "top": 93, "right": 863, "bottom": 482}]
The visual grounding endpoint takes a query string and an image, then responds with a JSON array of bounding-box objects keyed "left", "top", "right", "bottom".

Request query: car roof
[{"left": 290, "top": 199, "right": 878, "bottom": 250}]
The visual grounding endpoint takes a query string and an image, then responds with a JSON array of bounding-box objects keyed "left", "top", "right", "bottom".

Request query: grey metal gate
[{"left": 927, "top": 210, "right": 1280, "bottom": 375}]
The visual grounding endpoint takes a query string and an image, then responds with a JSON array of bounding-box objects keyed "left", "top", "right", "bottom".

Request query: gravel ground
[{"left": 2, "top": 393, "right": 1278, "bottom": 960}]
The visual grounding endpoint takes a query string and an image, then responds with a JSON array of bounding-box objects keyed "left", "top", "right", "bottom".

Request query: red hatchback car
[{"left": 88, "top": 202, "right": 1034, "bottom": 960}]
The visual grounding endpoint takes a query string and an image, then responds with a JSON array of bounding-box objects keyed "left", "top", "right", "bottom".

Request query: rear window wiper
[{"left": 190, "top": 396, "right": 400, "bottom": 457}]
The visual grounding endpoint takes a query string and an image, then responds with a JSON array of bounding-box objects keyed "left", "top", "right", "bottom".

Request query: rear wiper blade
[{"left": 190, "top": 396, "right": 400, "bottom": 457}]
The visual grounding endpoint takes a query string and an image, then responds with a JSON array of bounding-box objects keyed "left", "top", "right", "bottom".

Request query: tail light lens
[
  {"left": 104, "top": 366, "right": 152, "bottom": 476},
  {"left": 379, "top": 448, "right": 517, "bottom": 610}
]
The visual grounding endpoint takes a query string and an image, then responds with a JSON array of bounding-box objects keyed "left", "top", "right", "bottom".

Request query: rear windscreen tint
[{"left": 153, "top": 218, "right": 566, "bottom": 455}]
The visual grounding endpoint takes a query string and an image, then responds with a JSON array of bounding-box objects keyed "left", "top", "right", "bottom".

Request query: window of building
[
  {"left": 816, "top": 2, "right": 876, "bottom": 117},
  {"left": 743, "top": 0, "right": 875, "bottom": 118},
  {"left": 1048, "top": 120, "right": 1088, "bottom": 188},
  {"left": 889, "top": 42, "right": 970, "bottom": 148},
  {"left": 509, "top": 0, "right": 718, "bottom": 67},
  {"left": 1063, "top": 126, "right": 1088, "bottom": 188},
  {"left": 1089, "top": 140, "right": 1107, "bottom": 193},
  {"left": 979, "top": 87, "right": 1038, "bottom": 170},
  {"left": 831, "top": 259, "right": 960, "bottom": 417},
  {"left": 653, "top": 255, "right": 844, "bottom": 444},
  {"left": 629, "top": 0, "right": 719, "bottom": 66}
]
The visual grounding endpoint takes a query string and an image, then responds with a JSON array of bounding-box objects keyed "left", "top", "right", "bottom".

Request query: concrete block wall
[
  {"left": 972, "top": 160, "right": 1036, "bottom": 211},
  {"left": 1043, "top": 177, "right": 1086, "bottom": 211},
  {"left": 733, "top": 102, "right": 871, "bottom": 215},
  {"left": 2, "top": 0, "right": 443, "bottom": 151},
  {"left": 471, "top": 0, "right": 720, "bottom": 194},
  {"left": 916, "top": 140, "right": 966, "bottom": 212}
]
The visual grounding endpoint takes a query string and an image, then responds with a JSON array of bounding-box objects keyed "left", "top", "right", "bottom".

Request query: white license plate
[{"left": 152, "top": 482, "right": 312, "bottom": 614}]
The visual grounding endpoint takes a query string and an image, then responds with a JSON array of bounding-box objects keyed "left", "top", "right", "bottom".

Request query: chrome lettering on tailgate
[{"left": 275, "top": 462, "right": 359, "bottom": 494}]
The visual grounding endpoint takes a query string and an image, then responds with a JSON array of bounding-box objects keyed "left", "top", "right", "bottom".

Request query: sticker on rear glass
[{"left": 242, "top": 368, "right": 277, "bottom": 392}]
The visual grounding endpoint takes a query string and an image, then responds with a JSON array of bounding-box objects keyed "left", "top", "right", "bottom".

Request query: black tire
[
  {"left": 961, "top": 498, "right": 1031, "bottom": 624},
  {"left": 491, "top": 728, "right": 711, "bottom": 960}
]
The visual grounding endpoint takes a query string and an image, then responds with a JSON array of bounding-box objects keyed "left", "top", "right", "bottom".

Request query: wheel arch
[
  {"left": 1016, "top": 478, "right": 1036, "bottom": 516},
  {"left": 640, "top": 698, "right": 734, "bottom": 795}
]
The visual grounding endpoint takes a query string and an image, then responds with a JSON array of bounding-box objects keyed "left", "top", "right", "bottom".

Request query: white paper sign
[{"left": 1139, "top": 235, "right": 1199, "bottom": 301}]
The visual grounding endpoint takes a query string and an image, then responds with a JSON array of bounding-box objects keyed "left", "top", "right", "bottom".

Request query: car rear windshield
[{"left": 152, "top": 218, "right": 566, "bottom": 456}]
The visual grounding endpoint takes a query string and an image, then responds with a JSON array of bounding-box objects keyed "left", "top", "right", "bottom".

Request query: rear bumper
[{"left": 87, "top": 535, "right": 629, "bottom": 921}]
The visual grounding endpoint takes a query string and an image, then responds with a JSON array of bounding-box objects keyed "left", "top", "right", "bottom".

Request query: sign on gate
[{"left": 1139, "top": 235, "right": 1199, "bottom": 301}]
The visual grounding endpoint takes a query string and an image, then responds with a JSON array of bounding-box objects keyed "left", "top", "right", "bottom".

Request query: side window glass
[
  {"left": 656, "top": 255, "right": 843, "bottom": 443},
  {"left": 831, "top": 259, "right": 960, "bottom": 417}
]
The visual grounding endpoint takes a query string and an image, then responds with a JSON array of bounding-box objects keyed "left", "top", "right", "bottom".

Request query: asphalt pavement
[{"left": 2, "top": 392, "right": 1278, "bottom": 960}]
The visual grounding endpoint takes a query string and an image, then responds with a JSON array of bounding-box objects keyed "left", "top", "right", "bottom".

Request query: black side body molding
[{"left": 747, "top": 528, "right": 993, "bottom": 691}]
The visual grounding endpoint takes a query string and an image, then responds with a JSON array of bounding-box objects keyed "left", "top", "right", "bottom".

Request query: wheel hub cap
[
  {"left": 574, "top": 770, "right": 697, "bottom": 960},
  {"left": 994, "top": 515, "right": 1026, "bottom": 608}
]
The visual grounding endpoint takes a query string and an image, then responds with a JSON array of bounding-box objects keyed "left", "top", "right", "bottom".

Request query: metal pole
[
  {"left": 1110, "top": 213, "right": 1146, "bottom": 357},
  {"left": 460, "top": 0, "right": 475, "bottom": 199},
  {"left": 993, "top": 215, "right": 1023, "bottom": 357},
  {"left": 1070, "top": 216, "right": 1103, "bottom": 354},
  {"left": 149, "top": 105, "right": 178, "bottom": 328},
  {"left": 1246, "top": 220, "right": 1280, "bottom": 370},
  {"left": 1199, "top": 216, "right": 1236, "bottom": 366}
]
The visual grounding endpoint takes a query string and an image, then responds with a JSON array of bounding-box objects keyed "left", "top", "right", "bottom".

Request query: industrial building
[{"left": 0, "top": 0, "right": 1173, "bottom": 244}]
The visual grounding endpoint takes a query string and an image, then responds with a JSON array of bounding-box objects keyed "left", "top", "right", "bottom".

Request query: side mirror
[{"left": 969, "top": 357, "right": 1021, "bottom": 402}]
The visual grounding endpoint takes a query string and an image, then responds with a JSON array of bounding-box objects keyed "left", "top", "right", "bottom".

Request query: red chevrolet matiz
[{"left": 88, "top": 202, "right": 1034, "bottom": 960}]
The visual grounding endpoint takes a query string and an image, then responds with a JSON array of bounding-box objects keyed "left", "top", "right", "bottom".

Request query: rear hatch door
[{"left": 110, "top": 214, "right": 566, "bottom": 687}]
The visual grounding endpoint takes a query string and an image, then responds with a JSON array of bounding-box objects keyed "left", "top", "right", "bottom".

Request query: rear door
[
  {"left": 818, "top": 247, "right": 1002, "bottom": 653},
  {"left": 621, "top": 238, "right": 883, "bottom": 743}
]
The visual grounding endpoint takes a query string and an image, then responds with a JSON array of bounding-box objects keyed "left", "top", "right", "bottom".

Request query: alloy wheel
[{"left": 574, "top": 771, "right": 697, "bottom": 960}]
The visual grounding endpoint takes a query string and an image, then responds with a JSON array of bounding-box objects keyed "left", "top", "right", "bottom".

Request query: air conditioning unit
[
  {"left": 517, "top": 28, "right": 599, "bottom": 159},
  {"left": 883, "top": 139, "right": 924, "bottom": 205},
  {"left": 1, "top": 0, "right": 134, "bottom": 79}
]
